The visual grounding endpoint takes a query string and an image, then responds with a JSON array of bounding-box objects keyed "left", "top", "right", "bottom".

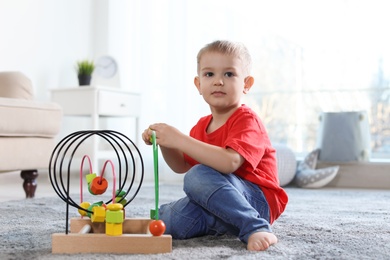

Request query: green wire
[{"left": 151, "top": 131, "right": 159, "bottom": 220}]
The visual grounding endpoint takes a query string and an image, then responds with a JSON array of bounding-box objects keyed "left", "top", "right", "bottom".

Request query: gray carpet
[{"left": 1, "top": 184, "right": 389, "bottom": 259}]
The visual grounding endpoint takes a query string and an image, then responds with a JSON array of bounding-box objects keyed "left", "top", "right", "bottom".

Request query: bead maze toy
[{"left": 49, "top": 130, "right": 172, "bottom": 254}]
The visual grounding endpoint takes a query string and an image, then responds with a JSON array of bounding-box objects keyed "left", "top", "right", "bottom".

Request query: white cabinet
[{"left": 50, "top": 86, "right": 141, "bottom": 171}]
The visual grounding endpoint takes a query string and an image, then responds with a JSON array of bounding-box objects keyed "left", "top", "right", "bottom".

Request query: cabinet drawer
[{"left": 98, "top": 91, "right": 140, "bottom": 116}]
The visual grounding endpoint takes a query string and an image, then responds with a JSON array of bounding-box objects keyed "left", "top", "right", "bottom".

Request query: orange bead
[{"left": 89, "top": 177, "right": 108, "bottom": 195}]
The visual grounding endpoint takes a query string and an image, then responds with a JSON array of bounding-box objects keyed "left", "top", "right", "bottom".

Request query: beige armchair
[{"left": 0, "top": 71, "right": 62, "bottom": 198}]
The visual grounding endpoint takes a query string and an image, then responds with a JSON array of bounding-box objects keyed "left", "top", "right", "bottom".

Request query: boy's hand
[
  {"left": 141, "top": 128, "right": 153, "bottom": 145},
  {"left": 143, "top": 123, "right": 183, "bottom": 149}
]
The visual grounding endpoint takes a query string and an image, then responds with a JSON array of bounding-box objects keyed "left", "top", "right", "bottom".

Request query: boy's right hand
[{"left": 142, "top": 128, "right": 153, "bottom": 145}]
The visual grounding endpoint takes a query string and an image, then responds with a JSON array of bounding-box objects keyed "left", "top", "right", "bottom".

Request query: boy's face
[{"left": 194, "top": 51, "right": 253, "bottom": 113}]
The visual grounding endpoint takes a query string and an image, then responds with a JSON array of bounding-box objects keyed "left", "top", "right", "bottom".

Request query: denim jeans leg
[
  {"left": 183, "top": 164, "right": 272, "bottom": 244},
  {"left": 159, "top": 196, "right": 218, "bottom": 239}
]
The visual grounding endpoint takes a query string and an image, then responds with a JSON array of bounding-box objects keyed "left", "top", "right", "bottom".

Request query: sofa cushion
[
  {"left": 0, "top": 137, "right": 56, "bottom": 171},
  {"left": 0, "top": 71, "right": 34, "bottom": 100},
  {"left": 0, "top": 97, "right": 62, "bottom": 137}
]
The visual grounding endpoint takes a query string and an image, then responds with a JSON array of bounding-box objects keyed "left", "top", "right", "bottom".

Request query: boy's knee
[
  {"left": 184, "top": 164, "right": 220, "bottom": 196},
  {"left": 184, "top": 164, "right": 204, "bottom": 192},
  {"left": 184, "top": 164, "right": 212, "bottom": 184}
]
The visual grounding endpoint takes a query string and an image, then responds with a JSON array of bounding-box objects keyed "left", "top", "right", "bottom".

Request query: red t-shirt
[{"left": 183, "top": 105, "right": 288, "bottom": 224}]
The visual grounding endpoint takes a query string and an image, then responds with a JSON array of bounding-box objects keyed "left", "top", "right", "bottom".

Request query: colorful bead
[
  {"left": 106, "top": 210, "right": 123, "bottom": 224},
  {"left": 105, "top": 203, "right": 124, "bottom": 236},
  {"left": 87, "top": 201, "right": 103, "bottom": 218},
  {"left": 115, "top": 196, "right": 127, "bottom": 205},
  {"left": 85, "top": 173, "right": 96, "bottom": 184},
  {"left": 106, "top": 222, "right": 123, "bottom": 236},
  {"left": 89, "top": 177, "right": 108, "bottom": 195},
  {"left": 106, "top": 203, "right": 123, "bottom": 211},
  {"left": 115, "top": 189, "right": 126, "bottom": 197},
  {"left": 78, "top": 201, "right": 91, "bottom": 216},
  {"left": 91, "top": 206, "right": 106, "bottom": 222}
]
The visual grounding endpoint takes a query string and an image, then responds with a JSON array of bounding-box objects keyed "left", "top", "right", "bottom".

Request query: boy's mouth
[{"left": 211, "top": 91, "right": 226, "bottom": 96}]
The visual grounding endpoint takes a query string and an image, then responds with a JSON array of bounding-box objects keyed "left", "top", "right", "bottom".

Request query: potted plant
[{"left": 76, "top": 60, "right": 95, "bottom": 86}]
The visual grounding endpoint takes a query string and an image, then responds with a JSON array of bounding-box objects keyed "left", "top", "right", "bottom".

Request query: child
[{"left": 142, "top": 40, "right": 288, "bottom": 251}]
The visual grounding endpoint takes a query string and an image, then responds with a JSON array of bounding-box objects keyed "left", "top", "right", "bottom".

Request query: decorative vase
[{"left": 78, "top": 75, "right": 91, "bottom": 86}]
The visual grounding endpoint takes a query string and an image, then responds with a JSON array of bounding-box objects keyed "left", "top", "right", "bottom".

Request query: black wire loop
[{"left": 48, "top": 130, "right": 144, "bottom": 234}]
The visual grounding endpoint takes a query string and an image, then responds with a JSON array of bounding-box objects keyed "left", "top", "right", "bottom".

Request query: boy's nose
[{"left": 213, "top": 77, "right": 223, "bottom": 86}]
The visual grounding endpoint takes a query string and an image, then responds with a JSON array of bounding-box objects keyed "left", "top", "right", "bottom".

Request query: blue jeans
[{"left": 159, "top": 164, "right": 272, "bottom": 244}]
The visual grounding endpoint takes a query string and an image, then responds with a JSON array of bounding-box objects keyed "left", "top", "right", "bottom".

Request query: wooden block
[
  {"left": 52, "top": 233, "right": 172, "bottom": 254},
  {"left": 52, "top": 218, "right": 172, "bottom": 254}
]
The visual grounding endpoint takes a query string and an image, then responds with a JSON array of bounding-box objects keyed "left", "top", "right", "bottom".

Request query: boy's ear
[
  {"left": 243, "top": 76, "right": 254, "bottom": 94},
  {"left": 194, "top": 76, "right": 201, "bottom": 94}
]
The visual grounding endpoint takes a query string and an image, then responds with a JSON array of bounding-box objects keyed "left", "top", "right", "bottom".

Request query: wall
[
  {"left": 0, "top": 0, "right": 186, "bottom": 183},
  {"left": 0, "top": 0, "right": 96, "bottom": 100}
]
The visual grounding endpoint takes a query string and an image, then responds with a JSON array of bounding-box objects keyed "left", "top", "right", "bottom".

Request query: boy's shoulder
[
  {"left": 232, "top": 105, "right": 261, "bottom": 120},
  {"left": 238, "top": 104, "right": 254, "bottom": 114},
  {"left": 195, "top": 114, "right": 212, "bottom": 126}
]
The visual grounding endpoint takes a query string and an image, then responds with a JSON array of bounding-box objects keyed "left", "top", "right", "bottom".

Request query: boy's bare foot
[{"left": 247, "top": 231, "right": 278, "bottom": 251}]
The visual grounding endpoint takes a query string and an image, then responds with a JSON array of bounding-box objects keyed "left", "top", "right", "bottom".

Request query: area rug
[{"left": 0, "top": 184, "right": 389, "bottom": 259}]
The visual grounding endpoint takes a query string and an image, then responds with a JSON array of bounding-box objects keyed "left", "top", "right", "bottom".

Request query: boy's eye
[
  {"left": 224, "top": 72, "right": 234, "bottom": 77},
  {"left": 205, "top": 72, "right": 214, "bottom": 77}
]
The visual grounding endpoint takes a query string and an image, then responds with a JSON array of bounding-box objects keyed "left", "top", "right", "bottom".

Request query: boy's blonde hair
[{"left": 196, "top": 40, "right": 252, "bottom": 75}]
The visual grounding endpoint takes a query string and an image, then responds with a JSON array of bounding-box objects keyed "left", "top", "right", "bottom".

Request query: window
[{"left": 118, "top": 0, "right": 390, "bottom": 160}]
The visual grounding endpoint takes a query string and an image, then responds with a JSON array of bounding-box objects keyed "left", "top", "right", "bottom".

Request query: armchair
[{"left": 0, "top": 71, "right": 62, "bottom": 198}]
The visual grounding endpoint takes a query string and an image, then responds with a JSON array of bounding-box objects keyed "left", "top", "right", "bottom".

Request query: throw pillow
[
  {"left": 294, "top": 149, "right": 340, "bottom": 188},
  {"left": 274, "top": 144, "right": 297, "bottom": 187}
]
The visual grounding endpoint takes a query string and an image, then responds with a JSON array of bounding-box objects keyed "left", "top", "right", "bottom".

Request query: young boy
[{"left": 142, "top": 40, "right": 288, "bottom": 251}]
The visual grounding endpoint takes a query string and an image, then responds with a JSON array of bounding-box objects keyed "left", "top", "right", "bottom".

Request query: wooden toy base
[{"left": 52, "top": 218, "right": 172, "bottom": 254}]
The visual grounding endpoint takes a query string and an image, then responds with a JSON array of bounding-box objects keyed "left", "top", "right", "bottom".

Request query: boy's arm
[
  {"left": 159, "top": 146, "right": 191, "bottom": 173},
  {"left": 142, "top": 125, "right": 191, "bottom": 173},
  {"left": 178, "top": 135, "right": 245, "bottom": 174},
  {"left": 144, "top": 123, "right": 245, "bottom": 174}
]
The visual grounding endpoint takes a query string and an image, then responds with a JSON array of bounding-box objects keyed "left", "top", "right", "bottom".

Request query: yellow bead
[
  {"left": 106, "top": 203, "right": 123, "bottom": 211},
  {"left": 106, "top": 222, "right": 123, "bottom": 236},
  {"left": 78, "top": 201, "right": 91, "bottom": 216},
  {"left": 87, "top": 201, "right": 103, "bottom": 218},
  {"left": 91, "top": 206, "right": 106, "bottom": 223}
]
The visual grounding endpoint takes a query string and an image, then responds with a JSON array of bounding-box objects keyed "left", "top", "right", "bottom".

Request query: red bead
[{"left": 149, "top": 220, "right": 166, "bottom": 236}]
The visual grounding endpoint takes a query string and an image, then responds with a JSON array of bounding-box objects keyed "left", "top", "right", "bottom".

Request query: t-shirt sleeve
[{"left": 224, "top": 112, "right": 268, "bottom": 170}]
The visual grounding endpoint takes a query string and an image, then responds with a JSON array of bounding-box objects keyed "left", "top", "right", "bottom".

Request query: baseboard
[{"left": 317, "top": 161, "right": 390, "bottom": 189}]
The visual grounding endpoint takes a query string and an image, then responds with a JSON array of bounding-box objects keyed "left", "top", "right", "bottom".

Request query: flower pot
[{"left": 78, "top": 75, "right": 92, "bottom": 86}]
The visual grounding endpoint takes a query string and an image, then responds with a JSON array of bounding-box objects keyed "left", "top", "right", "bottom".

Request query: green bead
[
  {"left": 86, "top": 173, "right": 97, "bottom": 184},
  {"left": 150, "top": 209, "right": 156, "bottom": 220},
  {"left": 106, "top": 210, "right": 124, "bottom": 223},
  {"left": 115, "top": 189, "right": 126, "bottom": 197}
]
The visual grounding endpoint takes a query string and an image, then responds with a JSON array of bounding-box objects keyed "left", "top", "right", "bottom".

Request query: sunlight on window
[
  {"left": 186, "top": 0, "right": 390, "bottom": 158},
  {"left": 122, "top": 0, "right": 390, "bottom": 159}
]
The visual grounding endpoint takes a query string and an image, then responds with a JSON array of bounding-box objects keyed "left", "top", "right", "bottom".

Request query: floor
[{"left": 0, "top": 170, "right": 58, "bottom": 202}]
